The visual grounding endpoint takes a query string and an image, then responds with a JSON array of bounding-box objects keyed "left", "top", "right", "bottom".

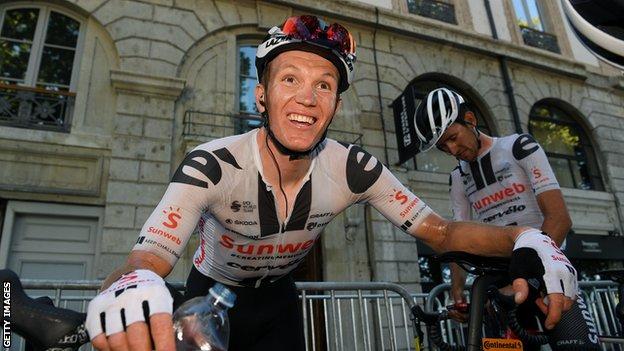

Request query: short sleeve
[{"left": 512, "top": 134, "right": 560, "bottom": 195}]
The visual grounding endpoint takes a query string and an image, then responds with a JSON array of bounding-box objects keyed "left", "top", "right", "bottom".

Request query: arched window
[
  {"left": 528, "top": 102, "right": 604, "bottom": 190},
  {"left": 236, "top": 41, "right": 262, "bottom": 132},
  {"left": 0, "top": 4, "right": 83, "bottom": 131},
  {"left": 409, "top": 78, "right": 494, "bottom": 173}
]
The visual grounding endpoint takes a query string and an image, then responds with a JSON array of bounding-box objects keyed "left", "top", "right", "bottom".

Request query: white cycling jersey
[
  {"left": 133, "top": 128, "right": 432, "bottom": 287},
  {"left": 449, "top": 133, "right": 560, "bottom": 228}
]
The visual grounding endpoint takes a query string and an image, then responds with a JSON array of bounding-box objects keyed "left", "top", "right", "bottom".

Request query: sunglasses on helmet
[{"left": 280, "top": 15, "right": 356, "bottom": 57}]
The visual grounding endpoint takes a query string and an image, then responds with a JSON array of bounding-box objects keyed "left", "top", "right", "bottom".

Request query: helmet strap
[{"left": 471, "top": 124, "right": 482, "bottom": 150}]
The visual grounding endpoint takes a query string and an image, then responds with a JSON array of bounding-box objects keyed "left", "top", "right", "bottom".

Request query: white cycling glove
[
  {"left": 509, "top": 229, "right": 578, "bottom": 299},
  {"left": 85, "top": 269, "right": 173, "bottom": 338}
]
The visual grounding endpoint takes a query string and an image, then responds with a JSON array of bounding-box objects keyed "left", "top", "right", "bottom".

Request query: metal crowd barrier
[
  {"left": 296, "top": 282, "right": 428, "bottom": 351},
  {"left": 13, "top": 280, "right": 429, "bottom": 351},
  {"left": 11, "top": 279, "right": 622, "bottom": 351},
  {"left": 425, "top": 281, "right": 623, "bottom": 350}
]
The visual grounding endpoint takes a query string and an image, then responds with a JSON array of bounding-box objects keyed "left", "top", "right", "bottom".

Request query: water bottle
[{"left": 173, "top": 283, "right": 236, "bottom": 351}]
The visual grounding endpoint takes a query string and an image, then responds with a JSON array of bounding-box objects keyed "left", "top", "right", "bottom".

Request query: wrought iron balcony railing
[
  {"left": 0, "top": 83, "right": 75, "bottom": 132},
  {"left": 183, "top": 110, "right": 363, "bottom": 145},
  {"left": 407, "top": 0, "right": 457, "bottom": 24},
  {"left": 520, "top": 25, "right": 561, "bottom": 54}
]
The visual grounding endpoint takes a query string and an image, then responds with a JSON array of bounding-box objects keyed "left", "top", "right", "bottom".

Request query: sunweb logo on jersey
[
  {"left": 162, "top": 206, "right": 181, "bottom": 229},
  {"left": 388, "top": 189, "right": 408, "bottom": 205},
  {"left": 472, "top": 183, "right": 526, "bottom": 210}
]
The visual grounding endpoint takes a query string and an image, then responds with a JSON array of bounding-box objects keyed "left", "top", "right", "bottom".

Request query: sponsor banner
[
  {"left": 482, "top": 338, "right": 523, "bottom": 351},
  {"left": 391, "top": 83, "right": 421, "bottom": 164}
]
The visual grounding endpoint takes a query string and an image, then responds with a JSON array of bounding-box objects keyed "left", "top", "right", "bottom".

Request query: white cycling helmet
[
  {"left": 561, "top": 0, "right": 624, "bottom": 69},
  {"left": 255, "top": 15, "right": 356, "bottom": 94},
  {"left": 413, "top": 87, "right": 466, "bottom": 153}
]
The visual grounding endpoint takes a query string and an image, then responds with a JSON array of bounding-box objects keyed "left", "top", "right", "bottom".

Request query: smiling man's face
[{"left": 256, "top": 50, "right": 341, "bottom": 153}]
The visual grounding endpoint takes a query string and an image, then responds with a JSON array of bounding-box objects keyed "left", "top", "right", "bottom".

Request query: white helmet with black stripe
[{"left": 414, "top": 87, "right": 466, "bottom": 153}]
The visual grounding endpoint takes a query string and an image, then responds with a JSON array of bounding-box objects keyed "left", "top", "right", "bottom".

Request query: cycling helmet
[
  {"left": 255, "top": 15, "right": 356, "bottom": 94},
  {"left": 414, "top": 87, "right": 466, "bottom": 153}
]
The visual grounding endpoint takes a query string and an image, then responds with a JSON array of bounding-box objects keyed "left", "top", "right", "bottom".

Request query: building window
[
  {"left": 511, "top": 0, "right": 560, "bottom": 53},
  {"left": 237, "top": 43, "right": 262, "bottom": 133},
  {"left": 409, "top": 80, "right": 493, "bottom": 173},
  {"left": 0, "top": 5, "right": 82, "bottom": 132},
  {"left": 529, "top": 103, "right": 604, "bottom": 191},
  {"left": 407, "top": 0, "right": 457, "bottom": 24}
]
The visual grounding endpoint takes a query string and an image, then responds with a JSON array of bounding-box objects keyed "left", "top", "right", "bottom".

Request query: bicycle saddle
[
  {"left": 434, "top": 251, "right": 510, "bottom": 275},
  {"left": 0, "top": 269, "right": 88, "bottom": 351},
  {"left": 598, "top": 269, "right": 624, "bottom": 284}
]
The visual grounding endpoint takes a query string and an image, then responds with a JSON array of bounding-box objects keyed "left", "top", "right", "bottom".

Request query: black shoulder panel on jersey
[
  {"left": 213, "top": 148, "right": 242, "bottom": 170},
  {"left": 346, "top": 145, "right": 383, "bottom": 194},
  {"left": 258, "top": 173, "right": 280, "bottom": 237},
  {"left": 171, "top": 150, "right": 222, "bottom": 188},
  {"left": 337, "top": 141, "right": 350, "bottom": 149},
  {"left": 448, "top": 173, "right": 453, "bottom": 187},
  {"left": 512, "top": 134, "right": 540, "bottom": 160},
  {"left": 284, "top": 179, "right": 312, "bottom": 231}
]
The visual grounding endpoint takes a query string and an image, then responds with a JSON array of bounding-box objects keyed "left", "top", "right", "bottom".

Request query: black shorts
[{"left": 177, "top": 266, "right": 305, "bottom": 351}]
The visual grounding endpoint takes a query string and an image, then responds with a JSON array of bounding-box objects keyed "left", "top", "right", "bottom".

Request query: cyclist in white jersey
[
  {"left": 85, "top": 17, "right": 578, "bottom": 351},
  {"left": 414, "top": 87, "right": 572, "bottom": 324}
]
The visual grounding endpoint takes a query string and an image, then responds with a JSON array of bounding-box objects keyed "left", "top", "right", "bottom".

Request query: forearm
[
  {"left": 414, "top": 214, "right": 530, "bottom": 257},
  {"left": 536, "top": 190, "right": 571, "bottom": 246},
  {"left": 541, "top": 215, "right": 571, "bottom": 247}
]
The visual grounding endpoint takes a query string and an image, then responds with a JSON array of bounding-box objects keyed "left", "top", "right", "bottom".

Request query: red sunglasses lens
[
  {"left": 280, "top": 16, "right": 354, "bottom": 56},
  {"left": 327, "top": 24, "right": 351, "bottom": 53},
  {"left": 282, "top": 16, "right": 322, "bottom": 39}
]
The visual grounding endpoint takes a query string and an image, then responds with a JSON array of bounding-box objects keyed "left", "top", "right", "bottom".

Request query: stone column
[{"left": 97, "top": 70, "right": 185, "bottom": 279}]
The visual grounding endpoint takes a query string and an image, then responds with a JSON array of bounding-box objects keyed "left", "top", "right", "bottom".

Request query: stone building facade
[{"left": 1, "top": 0, "right": 623, "bottom": 292}]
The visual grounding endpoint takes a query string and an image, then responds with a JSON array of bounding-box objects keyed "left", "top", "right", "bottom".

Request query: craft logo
[
  {"left": 309, "top": 212, "right": 334, "bottom": 219},
  {"left": 482, "top": 338, "right": 523, "bottom": 350},
  {"left": 162, "top": 207, "right": 181, "bottom": 229}
]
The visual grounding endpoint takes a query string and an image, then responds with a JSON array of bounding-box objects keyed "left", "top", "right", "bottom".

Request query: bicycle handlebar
[{"left": 1, "top": 269, "right": 89, "bottom": 351}]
